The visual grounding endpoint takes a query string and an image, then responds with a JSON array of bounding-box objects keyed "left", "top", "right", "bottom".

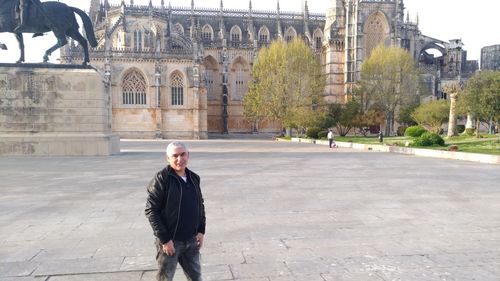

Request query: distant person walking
[
  {"left": 327, "top": 129, "right": 335, "bottom": 148},
  {"left": 145, "top": 141, "right": 206, "bottom": 281}
]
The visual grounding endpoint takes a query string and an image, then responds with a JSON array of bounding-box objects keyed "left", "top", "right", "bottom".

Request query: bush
[
  {"left": 397, "top": 126, "right": 408, "bottom": 136},
  {"left": 456, "top": 125, "right": 465, "bottom": 134},
  {"left": 464, "top": 128, "right": 475, "bottom": 136},
  {"left": 306, "top": 127, "right": 321, "bottom": 139},
  {"left": 317, "top": 130, "right": 328, "bottom": 139},
  {"left": 412, "top": 132, "right": 445, "bottom": 147},
  {"left": 405, "top": 125, "right": 427, "bottom": 137}
]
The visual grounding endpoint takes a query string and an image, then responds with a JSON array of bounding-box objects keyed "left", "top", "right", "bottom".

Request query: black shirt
[{"left": 174, "top": 173, "right": 200, "bottom": 241}]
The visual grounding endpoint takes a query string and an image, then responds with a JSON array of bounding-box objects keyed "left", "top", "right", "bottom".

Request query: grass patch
[{"left": 334, "top": 134, "right": 500, "bottom": 155}]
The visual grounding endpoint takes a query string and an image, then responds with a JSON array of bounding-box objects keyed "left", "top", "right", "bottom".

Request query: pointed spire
[
  {"left": 406, "top": 11, "right": 409, "bottom": 23},
  {"left": 191, "top": 0, "right": 194, "bottom": 9},
  {"left": 161, "top": 0, "right": 164, "bottom": 8},
  {"left": 249, "top": 0, "right": 252, "bottom": 11},
  {"left": 130, "top": 0, "right": 133, "bottom": 6},
  {"left": 304, "top": 0, "right": 309, "bottom": 20},
  {"left": 416, "top": 13, "right": 419, "bottom": 26},
  {"left": 148, "top": 0, "right": 152, "bottom": 8},
  {"left": 277, "top": 0, "right": 280, "bottom": 12},
  {"left": 220, "top": 0, "right": 224, "bottom": 10}
]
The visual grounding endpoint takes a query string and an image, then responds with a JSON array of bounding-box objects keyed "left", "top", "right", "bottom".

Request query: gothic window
[
  {"left": 133, "top": 30, "right": 142, "bottom": 51},
  {"left": 122, "top": 70, "right": 147, "bottom": 105},
  {"left": 144, "top": 29, "right": 152, "bottom": 50},
  {"left": 231, "top": 59, "right": 248, "bottom": 101},
  {"left": 285, "top": 27, "right": 297, "bottom": 42},
  {"left": 204, "top": 56, "right": 220, "bottom": 101},
  {"left": 230, "top": 25, "right": 242, "bottom": 42},
  {"left": 202, "top": 24, "right": 213, "bottom": 41},
  {"left": 258, "top": 26, "right": 270, "bottom": 42},
  {"left": 363, "top": 12, "right": 390, "bottom": 58},
  {"left": 235, "top": 64, "right": 245, "bottom": 100},
  {"left": 170, "top": 72, "right": 184, "bottom": 106},
  {"left": 205, "top": 69, "right": 214, "bottom": 99},
  {"left": 313, "top": 29, "right": 323, "bottom": 50}
]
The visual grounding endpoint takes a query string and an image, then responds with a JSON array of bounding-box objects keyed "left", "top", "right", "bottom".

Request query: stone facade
[
  {"left": 0, "top": 64, "right": 119, "bottom": 155},
  {"left": 61, "top": 0, "right": 478, "bottom": 138},
  {"left": 481, "top": 45, "right": 500, "bottom": 71}
]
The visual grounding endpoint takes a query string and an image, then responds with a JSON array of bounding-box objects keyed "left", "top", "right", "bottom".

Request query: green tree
[
  {"left": 411, "top": 100, "right": 450, "bottom": 134},
  {"left": 244, "top": 38, "right": 326, "bottom": 133},
  {"left": 323, "top": 101, "right": 361, "bottom": 136},
  {"left": 357, "top": 46, "right": 419, "bottom": 136},
  {"left": 459, "top": 70, "right": 500, "bottom": 137}
]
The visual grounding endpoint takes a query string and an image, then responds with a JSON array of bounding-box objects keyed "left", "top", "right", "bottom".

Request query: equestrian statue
[{"left": 0, "top": 0, "right": 97, "bottom": 65}]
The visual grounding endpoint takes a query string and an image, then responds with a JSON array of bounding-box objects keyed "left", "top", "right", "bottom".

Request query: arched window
[
  {"left": 205, "top": 69, "right": 214, "bottom": 98},
  {"left": 231, "top": 58, "right": 249, "bottom": 101},
  {"left": 204, "top": 56, "right": 220, "bottom": 101},
  {"left": 258, "top": 26, "right": 270, "bottom": 42},
  {"left": 202, "top": 24, "right": 213, "bottom": 41},
  {"left": 313, "top": 29, "right": 323, "bottom": 50},
  {"left": 122, "top": 70, "right": 147, "bottom": 105},
  {"left": 170, "top": 72, "right": 184, "bottom": 106},
  {"left": 364, "top": 12, "right": 390, "bottom": 58},
  {"left": 235, "top": 63, "right": 245, "bottom": 100},
  {"left": 143, "top": 29, "right": 152, "bottom": 50},
  {"left": 230, "top": 25, "right": 242, "bottom": 42},
  {"left": 285, "top": 27, "right": 296, "bottom": 42},
  {"left": 133, "top": 29, "right": 142, "bottom": 51}
]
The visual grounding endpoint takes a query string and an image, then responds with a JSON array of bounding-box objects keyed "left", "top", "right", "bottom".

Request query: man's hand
[
  {"left": 196, "top": 233, "right": 204, "bottom": 249},
  {"left": 162, "top": 240, "right": 175, "bottom": 256}
]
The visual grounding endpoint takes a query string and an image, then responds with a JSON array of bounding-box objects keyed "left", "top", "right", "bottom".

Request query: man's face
[{"left": 167, "top": 146, "right": 189, "bottom": 175}]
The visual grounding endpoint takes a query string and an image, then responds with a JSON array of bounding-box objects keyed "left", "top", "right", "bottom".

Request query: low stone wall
[
  {"left": 289, "top": 138, "right": 499, "bottom": 164},
  {"left": 0, "top": 64, "right": 119, "bottom": 156}
]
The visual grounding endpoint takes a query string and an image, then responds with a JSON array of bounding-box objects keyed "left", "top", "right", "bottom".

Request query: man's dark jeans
[{"left": 156, "top": 237, "right": 202, "bottom": 281}]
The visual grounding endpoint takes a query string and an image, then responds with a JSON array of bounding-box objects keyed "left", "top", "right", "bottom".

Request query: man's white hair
[{"left": 165, "top": 141, "right": 188, "bottom": 157}]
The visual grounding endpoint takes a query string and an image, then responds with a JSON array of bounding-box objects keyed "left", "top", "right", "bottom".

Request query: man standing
[
  {"left": 327, "top": 129, "right": 335, "bottom": 148},
  {"left": 145, "top": 141, "right": 206, "bottom": 281}
]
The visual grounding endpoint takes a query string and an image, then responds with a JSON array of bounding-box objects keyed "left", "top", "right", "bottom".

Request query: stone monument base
[
  {"left": 0, "top": 133, "right": 119, "bottom": 156},
  {"left": 0, "top": 63, "right": 119, "bottom": 156}
]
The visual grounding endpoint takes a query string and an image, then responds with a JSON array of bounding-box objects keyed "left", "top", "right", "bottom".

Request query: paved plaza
[{"left": 0, "top": 139, "right": 499, "bottom": 281}]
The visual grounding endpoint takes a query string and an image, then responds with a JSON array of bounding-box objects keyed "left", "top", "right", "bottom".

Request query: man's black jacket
[{"left": 145, "top": 165, "right": 206, "bottom": 244}]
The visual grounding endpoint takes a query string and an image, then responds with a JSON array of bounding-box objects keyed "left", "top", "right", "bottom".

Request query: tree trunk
[
  {"left": 475, "top": 119, "right": 481, "bottom": 138},
  {"left": 447, "top": 92, "right": 458, "bottom": 137}
]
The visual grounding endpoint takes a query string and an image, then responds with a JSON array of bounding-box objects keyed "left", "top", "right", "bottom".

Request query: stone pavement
[{"left": 0, "top": 139, "right": 499, "bottom": 281}]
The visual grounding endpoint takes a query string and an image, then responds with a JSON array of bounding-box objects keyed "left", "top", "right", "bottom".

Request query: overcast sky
[{"left": 1, "top": 0, "right": 498, "bottom": 64}]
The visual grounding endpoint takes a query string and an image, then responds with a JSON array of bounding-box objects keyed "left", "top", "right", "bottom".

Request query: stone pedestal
[{"left": 0, "top": 64, "right": 119, "bottom": 156}]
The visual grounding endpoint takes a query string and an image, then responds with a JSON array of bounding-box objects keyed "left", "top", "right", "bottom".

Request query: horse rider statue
[{"left": 14, "top": 0, "right": 47, "bottom": 32}]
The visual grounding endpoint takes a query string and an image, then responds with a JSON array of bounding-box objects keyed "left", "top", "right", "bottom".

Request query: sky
[{"left": 1, "top": 0, "right": 499, "bottom": 65}]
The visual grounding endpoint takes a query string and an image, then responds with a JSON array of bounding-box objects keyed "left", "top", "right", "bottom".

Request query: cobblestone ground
[{"left": 0, "top": 139, "right": 499, "bottom": 281}]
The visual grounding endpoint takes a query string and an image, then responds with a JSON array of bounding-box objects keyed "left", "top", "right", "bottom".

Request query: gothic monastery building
[{"left": 61, "top": 0, "right": 477, "bottom": 139}]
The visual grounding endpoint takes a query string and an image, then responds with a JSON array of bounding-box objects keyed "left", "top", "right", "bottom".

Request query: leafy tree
[
  {"left": 397, "top": 100, "right": 419, "bottom": 126},
  {"left": 411, "top": 100, "right": 450, "bottom": 134},
  {"left": 357, "top": 46, "right": 419, "bottom": 136},
  {"left": 323, "top": 101, "right": 361, "bottom": 136},
  {"left": 459, "top": 70, "right": 500, "bottom": 137},
  {"left": 244, "top": 38, "right": 326, "bottom": 133}
]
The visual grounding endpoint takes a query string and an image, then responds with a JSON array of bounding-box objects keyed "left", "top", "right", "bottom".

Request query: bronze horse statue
[{"left": 0, "top": 0, "right": 97, "bottom": 64}]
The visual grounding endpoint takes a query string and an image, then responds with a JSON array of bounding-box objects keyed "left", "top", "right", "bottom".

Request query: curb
[{"left": 288, "top": 138, "right": 499, "bottom": 164}]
